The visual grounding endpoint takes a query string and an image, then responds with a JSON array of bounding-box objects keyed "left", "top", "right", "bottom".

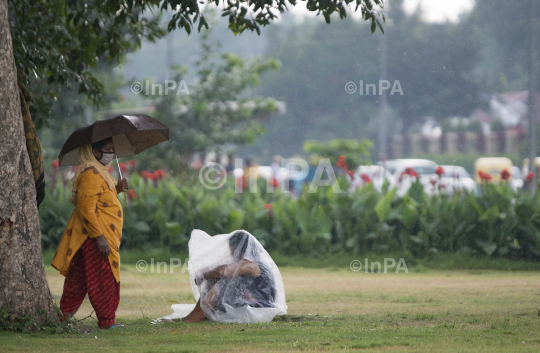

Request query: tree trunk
[{"left": 0, "top": 0, "right": 56, "bottom": 324}]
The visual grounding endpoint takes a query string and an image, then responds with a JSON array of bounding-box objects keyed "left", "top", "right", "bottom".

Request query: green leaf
[
  {"left": 375, "top": 187, "right": 397, "bottom": 222},
  {"left": 476, "top": 241, "right": 497, "bottom": 256},
  {"left": 480, "top": 206, "right": 499, "bottom": 223},
  {"left": 133, "top": 221, "right": 151, "bottom": 233}
]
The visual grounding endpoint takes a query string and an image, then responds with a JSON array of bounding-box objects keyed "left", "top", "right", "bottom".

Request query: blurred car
[
  {"left": 350, "top": 165, "right": 396, "bottom": 192},
  {"left": 381, "top": 159, "right": 438, "bottom": 196},
  {"left": 438, "top": 165, "right": 477, "bottom": 195},
  {"left": 474, "top": 157, "right": 513, "bottom": 184},
  {"left": 377, "top": 159, "right": 399, "bottom": 176},
  {"left": 511, "top": 166, "right": 523, "bottom": 191}
]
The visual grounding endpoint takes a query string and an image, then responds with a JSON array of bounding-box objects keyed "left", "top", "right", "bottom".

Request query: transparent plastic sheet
[{"left": 158, "top": 229, "right": 287, "bottom": 324}]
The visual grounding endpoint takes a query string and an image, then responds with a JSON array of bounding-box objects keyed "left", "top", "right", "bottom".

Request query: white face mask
[{"left": 98, "top": 151, "right": 115, "bottom": 166}]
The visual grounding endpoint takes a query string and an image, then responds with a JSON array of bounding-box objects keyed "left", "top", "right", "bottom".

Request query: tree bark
[{"left": 0, "top": 0, "right": 56, "bottom": 324}]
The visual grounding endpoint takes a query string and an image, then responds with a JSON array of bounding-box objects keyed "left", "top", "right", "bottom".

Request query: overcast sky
[
  {"left": 404, "top": 0, "right": 475, "bottom": 22},
  {"left": 288, "top": 0, "right": 475, "bottom": 23}
]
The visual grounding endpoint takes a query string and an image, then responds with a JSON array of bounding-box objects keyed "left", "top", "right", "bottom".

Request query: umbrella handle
[
  {"left": 115, "top": 154, "right": 127, "bottom": 208},
  {"left": 115, "top": 154, "right": 123, "bottom": 180}
]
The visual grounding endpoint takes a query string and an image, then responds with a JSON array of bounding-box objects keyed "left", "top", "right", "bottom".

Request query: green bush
[{"left": 39, "top": 173, "right": 540, "bottom": 260}]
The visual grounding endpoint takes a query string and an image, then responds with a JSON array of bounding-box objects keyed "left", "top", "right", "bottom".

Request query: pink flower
[{"left": 51, "top": 159, "right": 59, "bottom": 169}]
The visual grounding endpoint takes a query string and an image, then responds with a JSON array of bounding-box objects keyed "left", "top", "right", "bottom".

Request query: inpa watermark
[
  {"left": 136, "top": 258, "right": 189, "bottom": 273},
  {"left": 199, "top": 158, "right": 345, "bottom": 194},
  {"left": 131, "top": 79, "right": 190, "bottom": 96},
  {"left": 350, "top": 258, "right": 409, "bottom": 273},
  {"left": 345, "top": 80, "right": 404, "bottom": 96}
]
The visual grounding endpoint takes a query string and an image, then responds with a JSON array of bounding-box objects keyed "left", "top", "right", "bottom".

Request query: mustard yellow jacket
[{"left": 52, "top": 167, "right": 123, "bottom": 282}]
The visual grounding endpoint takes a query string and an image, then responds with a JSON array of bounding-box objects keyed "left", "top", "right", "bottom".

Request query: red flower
[
  {"left": 435, "top": 166, "right": 445, "bottom": 178},
  {"left": 108, "top": 166, "right": 114, "bottom": 174},
  {"left": 346, "top": 170, "right": 355, "bottom": 178},
  {"left": 119, "top": 162, "right": 128, "bottom": 173},
  {"left": 402, "top": 167, "right": 418, "bottom": 178},
  {"left": 128, "top": 160, "right": 136, "bottom": 167},
  {"left": 527, "top": 171, "right": 534, "bottom": 182},
  {"left": 400, "top": 167, "right": 418, "bottom": 181},
  {"left": 430, "top": 177, "right": 437, "bottom": 186},
  {"left": 154, "top": 170, "right": 165, "bottom": 180},
  {"left": 236, "top": 176, "right": 247, "bottom": 191},
  {"left": 141, "top": 171, "right": 155, "bottom": 181},
  {"left": 478, "top": 171, "right": 492, "bottom": 182},
  {"left": 500, "top": 169, "right": 511, "bottom": 181},
  {"left": 127, "top": 189, "right": 137, "bottom": 201},
  {"left": 270, "top": 177, "right": 279, "bottom": 188},
  {"left": 336, "top": 155, "right": 347, "bottom": 168},
  {"left": 263, "top": 203, "right": 273, "bottom": 216},
  {"left": 51, "top": 159, "right": 59, "bottom": 169},
  {"left": 360, "top": 173, "right": 372, "bottom": 183},
  {"left": 336, "top": 155, "right": 349, "bottom": 171}
]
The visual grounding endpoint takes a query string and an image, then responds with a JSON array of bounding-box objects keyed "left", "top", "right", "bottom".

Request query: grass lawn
[{"left": 2, "top": 264, "right": 540, "bottom": 352}]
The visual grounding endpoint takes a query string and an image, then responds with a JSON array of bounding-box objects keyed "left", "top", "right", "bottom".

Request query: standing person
[
  {"left": 51, "top": 138, "right": 129, "bottom": 329},
  {"left": 243, "top": 158, "right": 259, "bottom": 180},
  {"left": 271, "top": 155, "right": 282, "bottom": 185},
  {"left": 225, "top": 153, "right": 236, "bottom": 174}
]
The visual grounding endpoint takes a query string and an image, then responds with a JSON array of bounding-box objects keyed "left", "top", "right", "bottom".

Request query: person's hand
[
  {"left": 95, "top": 235, "right": 110, "bottom": 258},
  {"left": 116, "top": 176, "right": 129, "bottom": 193}
]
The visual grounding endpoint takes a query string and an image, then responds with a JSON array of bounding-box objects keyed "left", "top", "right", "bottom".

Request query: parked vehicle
[
  {"left": 474, "top": 157, "right": 513, "bottom": 184},
  {"left": 379, "top": 159, "right": 438, "bottom": 196},
  {"left": 438, "top": 165, "right": 477, "bottom": 195},
  {"left": 387, "top": 159, "right": 437, "bottom": 196},
  {"left": 511, "top": 166, "right": 524, "bottom": 191},
  {"left": 376, "top": 160, "right": 400, "bottom": 176},
  {"left": 350, "top": 165, "right": 396, "bottom": 193}
]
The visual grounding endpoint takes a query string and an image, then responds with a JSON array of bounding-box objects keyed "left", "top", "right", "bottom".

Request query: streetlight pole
[
  {"left": 528, "top": 0, "right": 538, "bottom": 193},
  {"left": 379, "top": 31, "right": 388, "bottom": 160}
]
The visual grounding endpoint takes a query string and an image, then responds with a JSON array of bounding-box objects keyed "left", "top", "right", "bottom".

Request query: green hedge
[{"left": 39, "top": 174, "right": 540, "bottom": 260}]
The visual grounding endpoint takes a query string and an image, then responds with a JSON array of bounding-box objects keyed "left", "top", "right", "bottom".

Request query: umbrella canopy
[{"left": 59, "top": 115, "right": 169, "bottom": 166}]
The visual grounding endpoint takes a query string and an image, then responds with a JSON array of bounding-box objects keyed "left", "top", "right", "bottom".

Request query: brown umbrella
[{"left": 58, "top": 114, "right": 169, "bottom": 166}]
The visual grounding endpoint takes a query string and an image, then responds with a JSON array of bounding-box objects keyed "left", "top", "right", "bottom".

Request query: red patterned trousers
[{"left": 59, "top": 237, "right": 120, "bottom": 328}]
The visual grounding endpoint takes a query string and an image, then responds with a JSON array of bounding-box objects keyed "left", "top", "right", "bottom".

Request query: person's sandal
[{"left": 104, "top": 323, "right": 125, "bottom": 329}]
